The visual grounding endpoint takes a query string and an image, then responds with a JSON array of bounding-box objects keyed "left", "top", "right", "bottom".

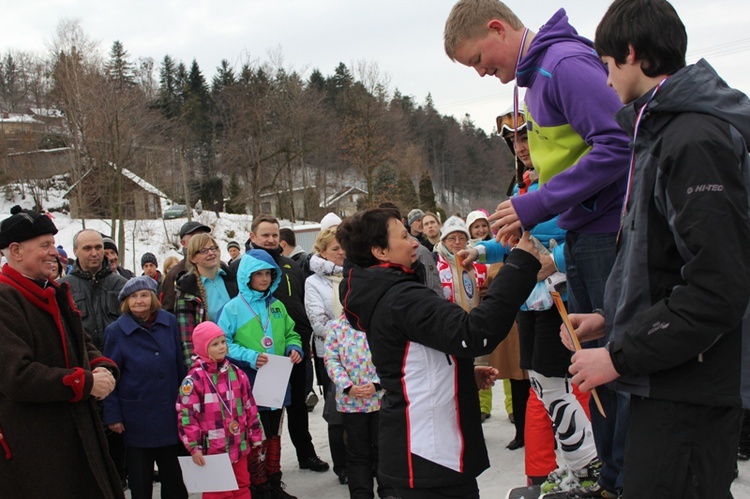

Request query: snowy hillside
[{"left": 0, "top": 177, "right": 321, "bottom": 272}]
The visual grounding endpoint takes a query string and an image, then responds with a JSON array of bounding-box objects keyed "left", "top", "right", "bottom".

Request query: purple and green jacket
[{"left": 512, "top": 8, "right": 630, "bottom": 234}]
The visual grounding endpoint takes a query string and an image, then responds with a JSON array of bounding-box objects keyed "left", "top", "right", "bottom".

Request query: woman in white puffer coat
[{"left": 304, "top": 227, "right": 348, "bottom": 484}]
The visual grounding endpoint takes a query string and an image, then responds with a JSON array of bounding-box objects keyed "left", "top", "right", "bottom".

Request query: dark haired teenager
[{"left": 566, "top": 1, "right": 750, "bottom": 497}]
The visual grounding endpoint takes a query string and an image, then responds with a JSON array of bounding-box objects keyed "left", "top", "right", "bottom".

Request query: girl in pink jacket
[{"left": 177, "top": 321, "right": 263, "bottom": 499}]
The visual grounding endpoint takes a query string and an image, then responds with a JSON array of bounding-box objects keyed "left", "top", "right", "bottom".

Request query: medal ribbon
[
  {"left": 617, "top": 77, "right": 668, "bottom": 246},
  {"left": 512, "top": 27, "right": 530, "bottom": 160},
  {"left": 240, "top": 294, "right": 274, "bottom": 352},
  {"left": 200, "top": 361, "right": 235, "bottom": 422}
]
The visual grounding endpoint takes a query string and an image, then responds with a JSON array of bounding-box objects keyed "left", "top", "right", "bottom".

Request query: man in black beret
[{"left": 0, "top": 205, "right": 124, "bottom": 499}]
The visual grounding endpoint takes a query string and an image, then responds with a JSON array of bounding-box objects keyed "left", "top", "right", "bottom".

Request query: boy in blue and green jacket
[{"left": 219, "top": 249, "right": 302, "bottom": 498}]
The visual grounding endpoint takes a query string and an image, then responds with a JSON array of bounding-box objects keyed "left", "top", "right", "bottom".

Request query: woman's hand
[
  {"left": 490, "top": 199, "right": 522, "bottom": 245},
  {"left": 537, "top": 254, "right": 557, "bottom": 282},
  {"left": 513, "top": 232, "right": 540, "bottom": 261},
  {"left": 91, "top": 369, "right": 116, "bottom": 400},
  {"left": 456, "top": 247, "right": 479, "bottom": 270},
  {"left": 474, "top": 366, "right": 499, "bottom": 390}
]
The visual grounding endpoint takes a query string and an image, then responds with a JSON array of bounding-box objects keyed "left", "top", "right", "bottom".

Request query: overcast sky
[{"left": 4, "top": 0, "right": 750, "bottom": 134}]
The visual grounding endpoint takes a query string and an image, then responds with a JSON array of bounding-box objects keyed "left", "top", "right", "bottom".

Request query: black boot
[
  {"left": 250, "top": 482, "right": 271, "bottom": 499},
  {"left": 268, "top": 472, "right": 297, "bottom": 499}
]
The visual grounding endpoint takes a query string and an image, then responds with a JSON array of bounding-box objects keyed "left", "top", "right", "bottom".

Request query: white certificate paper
[
  {"left": 252, "top": 353, "right": 293, "bottom": 409},
  {"left": 178, "top": 453, "right": 238, "bottom": 493}
]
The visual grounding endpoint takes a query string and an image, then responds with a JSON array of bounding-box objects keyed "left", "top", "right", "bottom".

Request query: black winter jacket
[
  {"left": 341, "top": 250, "right": 539, "bottom": 489},
  {"left": 61, "top": 263, "right": 127, "bottom": 350},
  {"left": 606, "top": 59, "right": 750, "bottom": 408}
]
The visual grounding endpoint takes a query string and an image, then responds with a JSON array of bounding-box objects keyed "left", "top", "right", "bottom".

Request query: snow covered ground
[{"left": 134, "top": 382, "right": 750, "bottom": 498}]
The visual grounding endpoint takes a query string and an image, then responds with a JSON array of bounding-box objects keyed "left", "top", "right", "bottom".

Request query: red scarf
[{"left": 0, "top": 264, "right": 75, "bottom": 368}]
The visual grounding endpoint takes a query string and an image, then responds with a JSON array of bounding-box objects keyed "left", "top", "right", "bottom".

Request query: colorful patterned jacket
[
  {"left": 324, "top": 315, "right": 381, "bottom": 413},
  {"left": 177, "top": 358, "right": 263, "bottom": 463}
]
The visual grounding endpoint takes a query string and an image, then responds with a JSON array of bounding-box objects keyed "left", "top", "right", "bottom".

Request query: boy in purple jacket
[{"left": 445, "top": 1, "right": 630, "bottom": 496}]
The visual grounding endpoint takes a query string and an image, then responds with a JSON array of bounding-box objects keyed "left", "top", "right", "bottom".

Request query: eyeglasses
[
  {"left": 195, "top": 246, "right": 219, "bottom": 255},
  {"left": 445, "top": 236, "right": 468, "bottom": 244}
]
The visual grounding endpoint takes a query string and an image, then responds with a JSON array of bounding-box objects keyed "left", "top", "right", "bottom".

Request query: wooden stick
[
  {"left": 550, "top": 291, "right": 606, "bottom": 418},
  {"left": 453, "top": 252, "right": 476, "bottom": 312}
]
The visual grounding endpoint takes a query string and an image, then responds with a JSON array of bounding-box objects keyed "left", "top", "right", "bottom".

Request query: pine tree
[
  {"left": 226, "top": 172, "right": 244, "bottom": 214},
  {"left": 182, "top": 59, "right": 213, "bottom": 176},
  {"left": 105, "top": 40, "right": 135, "bottom": 90},
  {"left": 308, "top": 68, "right": 325, "bottom": 92},
  {"left": 0, "top": 53, "right": 19, "bottom": 111},
  {"left": 372, "top": 163, "right": 398, "bottom": 207},
  {"left": 211, "top": 59, "right": 236, "bottom": 95},
  {"left": 157, "top": 55, "right": 180, "bottom": 119},
  {"left": 396, "top": 169, "right": 418, "bottom": 210},
  {"left": 418, "top": 170, "right": 437, "bottom": 213}
]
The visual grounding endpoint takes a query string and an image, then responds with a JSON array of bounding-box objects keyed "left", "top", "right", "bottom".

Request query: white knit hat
[
  {"left": 320, "top": 212, "right": 342, "bottom": 231},
  {"left": 466, "top": 210, "right": 490, "bottom": 232},
  {"left": 440, "top": 216, "right": 471, "bottom": 241}
]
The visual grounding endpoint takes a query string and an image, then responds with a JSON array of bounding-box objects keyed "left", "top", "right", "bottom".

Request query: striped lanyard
[
  {"left": 240, "top": 294, "right": 271, "bottom": 333},
  {"left": 617, "top": 78, "right": 668, "bottom": 244},
  {"left": 512, "top": 27, "right": 530, "bottom": 155},
  {"left": 240, "top": 294, "right": 275, "bottom": 352},
  {"left": 200, "top": 361, "right": 234, "bottom": 418}
]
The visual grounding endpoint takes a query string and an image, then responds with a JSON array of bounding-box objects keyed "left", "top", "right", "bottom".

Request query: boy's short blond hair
[{"left": 444, "top": 0, "right": 524, "bottom": 60}]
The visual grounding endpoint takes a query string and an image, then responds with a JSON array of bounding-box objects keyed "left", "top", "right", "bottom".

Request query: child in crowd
[
  {"left": 177, "top": 321, "right": 263, "bottom": 499},
  {"left": 324, "top": 314, "right": 396, "bottom": 499},
  {"left": 218, "top": 250, "right": 303, "bottom": 499}
]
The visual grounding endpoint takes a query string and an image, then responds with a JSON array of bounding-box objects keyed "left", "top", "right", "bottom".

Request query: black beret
[{"left": 0, "top": 205, "right": 58, "bottom": 248}]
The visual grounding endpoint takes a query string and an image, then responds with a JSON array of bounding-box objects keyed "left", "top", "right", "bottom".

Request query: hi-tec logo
[
  {"left": 687, "top": 184, "right": 723, "bottom": 194},
  {"left": 647, "top": 321, "right": 669, "bottom": 335}
]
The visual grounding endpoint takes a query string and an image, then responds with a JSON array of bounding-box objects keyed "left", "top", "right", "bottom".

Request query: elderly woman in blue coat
[{"left": 103, "top": 276, "right": 188, "bottom": 499}]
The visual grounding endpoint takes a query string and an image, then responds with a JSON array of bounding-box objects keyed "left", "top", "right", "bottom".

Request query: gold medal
[{"left": 229, "top": 419, "right": 240, "bottom": 435}]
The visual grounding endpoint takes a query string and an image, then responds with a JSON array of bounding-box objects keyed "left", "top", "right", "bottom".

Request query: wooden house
[
  {"left": 319, "top": 186, "right": 368, "bottom": 218},
  {"left": 65, "top": 165, "right": 170, "bottom": 220}
]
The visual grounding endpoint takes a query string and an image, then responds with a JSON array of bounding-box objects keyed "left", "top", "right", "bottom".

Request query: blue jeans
[
  {"left": 563, "top": 231, "right": 617, "bottom": 315},
  {"left": 564, "top": 231, "right": 626, "bottom": 492}
]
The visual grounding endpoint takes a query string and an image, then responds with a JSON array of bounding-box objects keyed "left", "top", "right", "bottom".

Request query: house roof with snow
[
  {"left": 65, "top": 164, "right": 170, "bottom": 201},
  {"left": 0, "top": 112, "right": 44, "bottom": 124},
  {"left": 259, "top": 185, "right": 317, "bottom": 197},
  {"left": 319, "top": 186, "right": 368, "bottom": 208}
]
